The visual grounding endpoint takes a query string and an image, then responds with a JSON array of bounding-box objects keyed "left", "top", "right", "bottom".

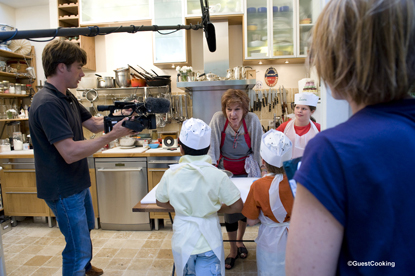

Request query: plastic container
[
  {"left": 15, "top": 83, "right": 21, "bottom": 94},
  {"left": 9, "top": 83, "right": 15, "bottom": 94}
]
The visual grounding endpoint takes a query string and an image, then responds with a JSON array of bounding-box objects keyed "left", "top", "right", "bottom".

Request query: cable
[{"left": 27, "top": 27, "right": 61, "bottom": 42}]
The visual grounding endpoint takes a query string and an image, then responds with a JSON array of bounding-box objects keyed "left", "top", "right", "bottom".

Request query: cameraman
[{"left": 29, "top": 39, "right": 135, "bottom": 276}]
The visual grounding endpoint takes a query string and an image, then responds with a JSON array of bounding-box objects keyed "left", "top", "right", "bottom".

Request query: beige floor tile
[
  {"left": 121, "top": 239, "right": 145, "bottom": 249},
  {"left": 148, "top": 231, "right": 168, "bottom": 240},
  {"left": 127, "top": 258, "right": 153, "bottom": 271},
  {"left": 142, "top": 239, "right": 163, "bottom": 249},
  {"left": 136, "top": 248, "right": 159, "bottom": 259},
  {"left": 6, "top": 253, "right": 34, "bottom": 267},
  {"left": 95, "top": 247, "right": 120, "bottom": 258},
  {"left": 19, "top": 245, "right": 46, "bottom": 255},
  {"left": 4, "top": 252, "right": 17, "bottom": 261},
  {"left": 33, "top": 237, "right": 57, "bottom": 246},
  {"left": 103, "top": 239, "right": 129, "bottom": 249},
  {"left": 91, "top": 238, "right": 109, "bottom": 248},
  {"left": 106, "top": 257, "right": 132, "bottom": 271},
  {"left": 31, "top": 267, "right": 60, "bottom": 276},
  {"left": 160, "top": 239, "right": 172, "bottom": 249},
  {"left": 123, "top": 270, "right": 147, "bottom": 276},
  {"left": 101, "top": 270, "right": 124, "bottom": 276},
  {"left": 8, "top": 265, "right": 39, "bottom": 276},
  {"left": 5, "top": 264, "right": 19, "bottom": 275},
  {"left": 46, "top": 229, "right": 64, "bottom": 238},
  {"left": 149, "top": 271, "right": 175, "bottom": 276},
  {"left": 50, "top": 237, "right": 66, "bottom": 246},
  {"left": 23, "top": 255, "right": 52, "bottom": 266},
  {"left": 43, "top": 255, "right": 63, "bottom": 267},
  {"left": 37, "top": 245, "right": 64, "bottom": 256},
  {"left": 156, "top": 249, "right": 174, "bottom": 260},
  {"left": 242, "top": 260, "right": 258, "bottom": 272},
  {"left": 115, "top": 248, "right": 138, "bottom": 259},
  {"left": 26, "top": 228, "right": 54, "bottom": 238},
  {"left": 113, "top": 231, "right": 133, "bottom": 239},
  {"left": 4, "top": 244, "right": 29, "bottom": 254},
  {"left": 52, "top": 267, "right": 63, "bottom": 276},
  {"left": 2, "top": 234, "right": 24, "bottom": 244},
  {"left": 89, "top": 257, "right": 111, "bottom": 270},
  {"left": 91, "top": 229, "right": 117, "bottom": 239},
  {"left": 129, "top": 231, "right": 151, "bottom": 240},
  {"left": 150, "top": 259, "right": 174, "bottom": 271},
  {"left": 14, "top": 236, "right": 41, "bottom": 245}
]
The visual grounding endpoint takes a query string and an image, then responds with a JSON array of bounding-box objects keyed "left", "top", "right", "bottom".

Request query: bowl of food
[{"left": 119, "top": 136, "right": 135, "bottom": 147}]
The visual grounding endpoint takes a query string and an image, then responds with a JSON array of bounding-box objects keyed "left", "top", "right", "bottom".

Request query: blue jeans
[
  {"left": 45, "top": 188, "right": 95, "bottom": 276},
  {"left": 184, "top": 250, "right": 221, "bottom": 276}
]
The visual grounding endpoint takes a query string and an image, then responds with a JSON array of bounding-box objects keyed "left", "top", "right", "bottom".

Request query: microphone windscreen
[
  {"left": 144, "top": 97, "right": 171, "bottom": 113},
  {"left": 205, "top": 22, "right": 216, "bottom": 52}
]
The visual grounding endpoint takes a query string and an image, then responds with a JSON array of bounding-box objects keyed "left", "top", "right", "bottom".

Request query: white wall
[
  {"left": 0, "top": 4, "right": 15, "bottom": 27},
  {"left": 14, "top": 5, "right": 50, "bottom": 84}
]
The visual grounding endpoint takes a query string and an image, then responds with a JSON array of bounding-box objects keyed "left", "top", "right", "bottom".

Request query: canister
[{"left": 9, "top": 83, "right": 15, "bottom": 94}]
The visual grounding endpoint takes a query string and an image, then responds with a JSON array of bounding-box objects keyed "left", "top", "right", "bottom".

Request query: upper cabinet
[
  {"left": 79, "top": 0, "right": 151, "bottom": 25},
  {"left": 244, "top": 0, "right": 321, "bottom": 64},
  {"left": 185, "top": 0, "right": 244, "bottom": 16},
  {"left": 152, "top": 0, "right": 189, "bottom": 68},
  {"left": 58, "top": 0, "right": 96, "bottom": 71}
]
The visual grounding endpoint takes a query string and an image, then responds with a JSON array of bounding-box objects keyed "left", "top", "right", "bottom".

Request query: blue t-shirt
[{"left": 294, "top": 98, "right": 415, "bottom": 275}]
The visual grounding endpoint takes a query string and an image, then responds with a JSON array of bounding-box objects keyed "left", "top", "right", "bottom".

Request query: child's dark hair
[
  {"left": 264, "top": 161, "right": 285, "bottom": 174},
  {"left": 178, "top": 139, "right": 210, "bottom": 156}
]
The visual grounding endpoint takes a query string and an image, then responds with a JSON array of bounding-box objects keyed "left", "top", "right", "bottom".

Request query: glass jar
[
  {"left": 9, "top": 83, "right": 15, "bottom": 94},
  {"left": 0, "top": 139, "right": 11, "bottom": 152},
  {"left": 13, "top": 132, "right": 23, "bottom": 151},
  {"left": 2, "top": 81, "right": 9, "bottom": 93},
  {"left": 0, "top": 82, "right": 3, "bottom": 93},
  {"left": 24, "top": 84, "right": 31, "bottom": 95},
  {"left": 15, "top": 83, "right": 21, "bottom": 94}
]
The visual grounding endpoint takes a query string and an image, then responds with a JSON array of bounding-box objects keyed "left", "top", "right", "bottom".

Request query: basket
[{"left": 6, "top": 60, "right": 28, "bottom": 73}]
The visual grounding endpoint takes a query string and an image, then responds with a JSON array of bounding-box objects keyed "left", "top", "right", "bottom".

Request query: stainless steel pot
[
  {"left": 97, "top": 76, "right": 115, "bottom": 88},
  {"left": 114, "top": 67, "right": 130, "bottom": 88}
]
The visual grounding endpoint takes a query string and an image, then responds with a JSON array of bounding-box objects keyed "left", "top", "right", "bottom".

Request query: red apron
[{"left": 218, "top": 119, "right": 252, "bottom": 175}]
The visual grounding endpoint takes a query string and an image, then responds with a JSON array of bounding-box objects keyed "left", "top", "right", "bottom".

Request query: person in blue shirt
[{"left": 286, "top": 0, "right": 415, "bottom": 275}]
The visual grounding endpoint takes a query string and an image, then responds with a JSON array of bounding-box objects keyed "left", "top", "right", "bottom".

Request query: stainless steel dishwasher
[{"left": 95, "top": 158, "right": 151, "bottom": 231}]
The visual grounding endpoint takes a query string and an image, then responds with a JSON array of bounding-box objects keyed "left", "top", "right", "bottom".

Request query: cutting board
[{"left": 102, "top": 147, "right": 148, "bottom": 154}]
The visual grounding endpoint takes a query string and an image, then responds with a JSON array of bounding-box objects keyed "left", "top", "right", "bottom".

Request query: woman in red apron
[
  {"left": 276, "top": 92, "right": 320, "bottom": 159},
  {"left": 208, "top": 89, "right": 263, "bottom": 269}
]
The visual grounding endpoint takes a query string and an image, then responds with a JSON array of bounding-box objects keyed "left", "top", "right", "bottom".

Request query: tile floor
[{"left": 2, "top": 218, "right": 259, "bottom": 275}]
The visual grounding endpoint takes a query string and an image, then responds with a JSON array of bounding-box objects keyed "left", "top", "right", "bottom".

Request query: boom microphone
[
  {"left": 144, "top": 97, "right": 171, "bottom": 113},
  {"left": 200, "top": 0, "right": 216, "bottom": 52}
]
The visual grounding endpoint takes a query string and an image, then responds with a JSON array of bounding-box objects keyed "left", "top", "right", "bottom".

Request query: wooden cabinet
[
  {"left": 0, "top": 168, "right": 49, "bottom": 217},
  {"left": 89, "top": 168, "right": 99, "bottom": 218},
  {"left": 58, "top": 0, "right": 96, "bottom": 71},
  {"left": 147, "top": 167, "right": 174, "bottom": 220}
]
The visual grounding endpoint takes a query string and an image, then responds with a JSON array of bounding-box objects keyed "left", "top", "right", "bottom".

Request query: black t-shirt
[{"left": 29, "top": 82, "right": 92, "bottom": 200}]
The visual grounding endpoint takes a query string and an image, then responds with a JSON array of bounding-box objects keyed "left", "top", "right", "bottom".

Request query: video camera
[{"left": 97, "top": 97, "right": 171, "bottom": 133}]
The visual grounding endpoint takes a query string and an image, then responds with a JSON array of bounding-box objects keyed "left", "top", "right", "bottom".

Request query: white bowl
[
  {"left": 119, "top": 137, "right": 135, "bottom": 147},
  {"left": 249, "top": 40, "right": 266, "bottom": 47}
]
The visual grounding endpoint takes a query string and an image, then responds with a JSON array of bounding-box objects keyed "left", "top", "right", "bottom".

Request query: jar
[
  {"left": 12, "top": 132, "right": 23, "bottom": 151},
  {"left": 15, "top": 83, "right": 21, "bottom": 94},
  {"left": 2, "top": 81, "right": 9, "bottom": 93},
  {"left": 0, "top": 82, "right": 3, "bottom": 93},
  {"left": 0, "top": 139, "right": 11, "bottom": 152},
  {"left": 9, "top": 83, "right": 15, "bottom": 94},
  {"left": 24, "top": 84, "right": 31, "bottom": 95}
]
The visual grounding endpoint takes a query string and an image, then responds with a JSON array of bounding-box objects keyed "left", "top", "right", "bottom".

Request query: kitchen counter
[{"left": 0, "top": 150, "right": 34, "bottom": 159}]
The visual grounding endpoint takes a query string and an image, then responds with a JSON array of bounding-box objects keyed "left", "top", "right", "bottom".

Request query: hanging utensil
[{"left": 151, "top": 69, "right": 159, "bottom": 77}]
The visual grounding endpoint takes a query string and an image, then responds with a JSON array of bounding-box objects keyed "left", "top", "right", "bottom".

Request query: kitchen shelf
[
  {"left": 58, "top": 3, "right": 79, "bottom": 14},
  {"left": 77, "top": 85, "right": 169, "bottom": 91},
  {"left": 0, "top": 118, "right": 29, "bottom": 122},
  {"left": 0, "top": 49, "right": 31, "bottom": 59},
  {"left": 0, "top": 93, "right": 30, "bottom": 98},
  {"left": 0, "top": 72, "right": 31, "bottom": 79}
]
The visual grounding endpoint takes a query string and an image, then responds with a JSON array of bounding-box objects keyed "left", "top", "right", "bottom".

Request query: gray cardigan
[{"left": 208, "top": 111, "right": 263, "bottom": 166}]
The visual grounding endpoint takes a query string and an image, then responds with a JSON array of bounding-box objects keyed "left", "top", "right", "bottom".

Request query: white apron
[
  {"left": 255, "top": 174, "right": 290, "bottom": 276},
  {"left": 284, "top": 119, "right": 319, "bottom": 159},
  {"left": 169, "top": 161, "right": 225, "bottom": 276}
]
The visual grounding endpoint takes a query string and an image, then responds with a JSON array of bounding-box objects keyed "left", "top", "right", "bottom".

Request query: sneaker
[{"left": 86, "top": 265, "right": 104, "bottom": 276}]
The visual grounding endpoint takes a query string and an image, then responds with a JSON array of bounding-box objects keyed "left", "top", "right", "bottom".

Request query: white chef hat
[
  {"left": 179, "top": 118, "right": 211, "bottom": 150},
  {"left": 260, "top": 129, "right": 292, "bottom": 168},
  {"left": 295, "top": 92, "right": 319, "bottom": 107}
]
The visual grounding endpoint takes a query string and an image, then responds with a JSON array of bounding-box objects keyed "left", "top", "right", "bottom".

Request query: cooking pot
[
  {"left": 114, "top": 67, "right": 130, "bottom": 88},
  {"left": 96, "top": 74, "right": 115, "bottom": 88}
]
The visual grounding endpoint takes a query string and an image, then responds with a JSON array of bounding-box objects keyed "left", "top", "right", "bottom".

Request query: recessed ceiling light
[{"left": 259, "top": 61, "right": 262, "bottom": 64}]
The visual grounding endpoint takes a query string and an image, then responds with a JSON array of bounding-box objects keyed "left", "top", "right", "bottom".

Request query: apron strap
[{"left": 242, "top": 119, "right": 252, "bottom": 150}]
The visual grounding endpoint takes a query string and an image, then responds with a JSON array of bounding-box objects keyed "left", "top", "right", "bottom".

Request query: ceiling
[{"left": 0, "top": 0, "right": 48, "bottom": 8}]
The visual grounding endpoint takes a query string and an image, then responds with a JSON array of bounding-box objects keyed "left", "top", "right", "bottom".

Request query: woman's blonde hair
[
  {"left": 221, "top": 89, "right": 250, "bottom": 118},
  {"left": 310, "top": 0, "right": 415, "bottom": 105}
]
